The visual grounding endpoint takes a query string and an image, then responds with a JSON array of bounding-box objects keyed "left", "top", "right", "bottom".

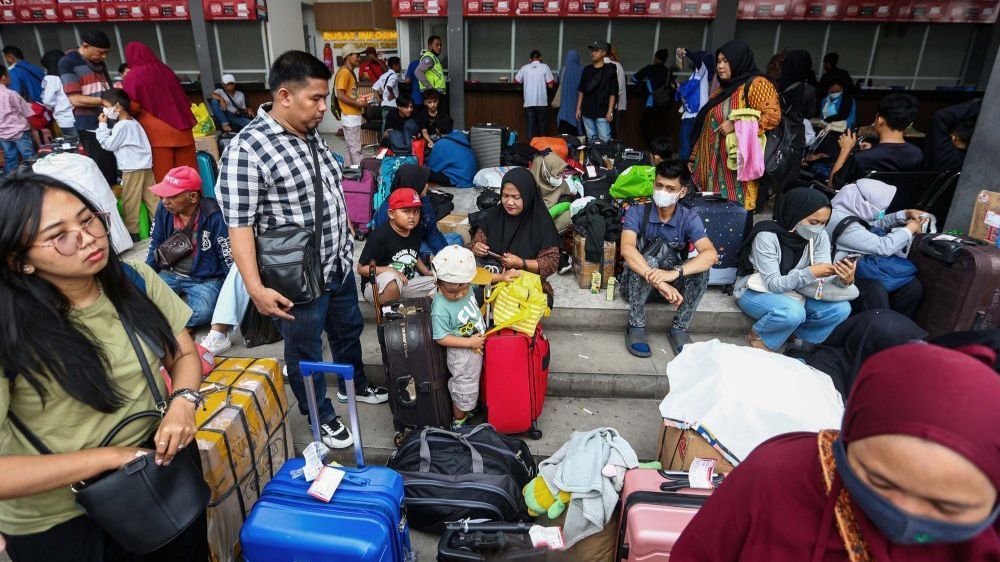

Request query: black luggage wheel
[
  {"left": 527, "top": 424, "right": 542, "bottom": 440},
  {"left": 393, "top": 431, "right": 406, "bottom": 447}
]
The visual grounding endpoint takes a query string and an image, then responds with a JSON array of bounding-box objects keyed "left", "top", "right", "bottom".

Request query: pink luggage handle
[{"left": 300, "top": 361, "right": 365, "bottom": 468}]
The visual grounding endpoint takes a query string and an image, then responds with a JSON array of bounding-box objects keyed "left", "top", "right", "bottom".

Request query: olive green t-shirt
[{"left": 0, "top": 261, "right": 191, "bottom": 535}]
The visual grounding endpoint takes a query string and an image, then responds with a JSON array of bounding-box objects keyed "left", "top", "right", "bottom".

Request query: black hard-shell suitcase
[
  {"left": 908, "top": 233, "right": 1000, "bottom": 338},
  {"left": 369, "top": 266, "right": 453, "bottom": 445},
  {"left": 680, "top": 192, "right": 753, "bottom": 289}
]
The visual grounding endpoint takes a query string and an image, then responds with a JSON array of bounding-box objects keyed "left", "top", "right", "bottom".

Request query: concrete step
[
  {"left": 282, "top": 390, "right": 664, "bottom": 467},
  {"left": 222, "top": 330, "right": 746, "bottom": 400}
]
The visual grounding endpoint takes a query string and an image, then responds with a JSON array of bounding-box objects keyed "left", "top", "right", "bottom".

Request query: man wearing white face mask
[
  {"left": 96, "top": 88, "right": 155, "bottom": 241},
  {"left": 619, "top": 160, "right": 718, "bottom": 356}
]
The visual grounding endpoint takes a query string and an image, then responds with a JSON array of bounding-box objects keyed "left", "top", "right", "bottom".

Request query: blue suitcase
[
  {"left": 680, "top": 192, "right": 753, "bottom": 288},
  {"left": 240, "top": 362, "right": 414, "bottom": 562}
]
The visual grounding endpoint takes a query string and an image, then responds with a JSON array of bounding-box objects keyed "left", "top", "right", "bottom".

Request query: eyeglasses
[{"left": 33, "top": 212, "right": 111, "bottom": 256}]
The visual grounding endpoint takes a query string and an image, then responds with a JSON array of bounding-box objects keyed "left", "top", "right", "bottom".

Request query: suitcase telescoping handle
[
  {"left": 437, "top": 521, "right": 536, "bottom": 561},
  {"left": 299, "top": 361, "right": 366, "bottom": 468},
  {"left": 368, "top": 262, "right": 383, "bottom": 326}
]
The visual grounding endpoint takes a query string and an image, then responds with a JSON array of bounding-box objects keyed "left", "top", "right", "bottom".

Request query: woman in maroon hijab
[
  {"left": 673, "top": 342, "right": 1000, "bottom": 562},
  {"left": 123, "top": 42, "right": 197, "bottom": 181}
]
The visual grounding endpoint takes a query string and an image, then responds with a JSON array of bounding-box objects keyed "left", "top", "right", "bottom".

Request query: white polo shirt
[{"left": 514, "top": 61, "right": 555, "bottom": 108}]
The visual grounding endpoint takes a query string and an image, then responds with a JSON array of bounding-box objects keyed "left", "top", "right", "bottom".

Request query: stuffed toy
[{"left": 523, "top": 476, "right": 571, "bottom": 519}]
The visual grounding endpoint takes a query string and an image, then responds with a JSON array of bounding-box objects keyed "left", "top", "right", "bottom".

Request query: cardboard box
[
  {"left": 969, "top": 190, "right": 1000, "bottom": 244},
  {"left": 572, "top": 231, "right": 616, "bottom": 289},
  {"left": 438, "top": 213, "right": 471, "bottom": 244},
  {"left": 656, "top": 422, "right": 736, "bottom": 474},
  {"left": 195, "top": 134, "right": 221, "bottom": 162}
]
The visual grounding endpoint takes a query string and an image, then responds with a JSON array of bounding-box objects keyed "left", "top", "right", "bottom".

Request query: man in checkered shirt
[{"left": 218, "top": 51, "right": 388, "bottom": 450}]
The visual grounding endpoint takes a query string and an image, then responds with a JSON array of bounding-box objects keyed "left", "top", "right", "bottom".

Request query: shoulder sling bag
[
  {"left": 154, "top": 201, "right": 202, "bottom": 269},
  {"left": 254, "top": 138, "right": 326, "bottom": 304},
  {"left": 7, "top": 313, "right": 210, "bottom": 555}
]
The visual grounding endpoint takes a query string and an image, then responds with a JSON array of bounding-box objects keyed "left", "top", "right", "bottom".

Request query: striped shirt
[
  {"left": 217, "top": 103, "right": 353, "bottom": 283},
  {"left": 58, "top": 50, "right": 110, "bottom": 131}
]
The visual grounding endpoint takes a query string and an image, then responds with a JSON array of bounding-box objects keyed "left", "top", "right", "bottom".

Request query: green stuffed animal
[{"left": 523, "top": 476, "right": 571, "bottom": 519}]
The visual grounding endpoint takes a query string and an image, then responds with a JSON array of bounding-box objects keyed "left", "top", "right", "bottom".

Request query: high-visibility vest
[{"left": 420, "top": 49, "right": 446, "bottom": 92}]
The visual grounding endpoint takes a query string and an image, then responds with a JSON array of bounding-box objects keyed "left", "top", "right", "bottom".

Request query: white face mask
[
  {"left": 652, "top": 190, "right": 680, "bottom": 209},
  {"left": 103, "top": 106, "right": 119, "bottom": 120},
  {"left": 795, "top": 223, "right": 825, "bottom": 240}
]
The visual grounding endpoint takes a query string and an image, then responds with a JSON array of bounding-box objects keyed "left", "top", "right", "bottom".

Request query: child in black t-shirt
[
  {"left": 382, "top": 95, "right": 420, "bottom": 141},
  {"left": 357, "top": 187, "right": 437, "bottom": 304}
]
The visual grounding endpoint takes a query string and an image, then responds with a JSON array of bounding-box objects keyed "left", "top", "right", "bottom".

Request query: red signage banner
[
  {"left": 100, "top": 0, "right": 144, "bottom": 20},
  {"left": 663, "top": 0, "right": 717, "bottom": 17},
  {"left": 202, "top": 0, "right": 265, "bottom": 20},
  {"left": 146, "top": 1, "right": 190, "bottom": 19},
  {"left": 57, "top": 0, "right": 101, "bottom": 21},
  {"left": 893, "top": 0, "right": 948, "bottom": 19},
  {"left": 1, "top": 0, "right": 17, "bottom": 22},
  {"left": 944, "top": 0, "right": 998, "bottom": 21},
  {"left": 513, "top": 0, "right": 563, "bottom": 15},
  {"left": 841, "top": 0, "right": 894, "bottom": 20},
  {"left": 13, "top": 0, "right": 58, "bottom": 22},
  {"left": 464, "top": 0, "right": 514, "bottom": 15},
  {"left": 615, "top": 0, "right": 665, "bottom": 17},
  {"left": 564, "top": 0, "right": 613, "bottom": 16},
  {"left": 393, "top": 0, "right": 447, "bottom": 17}
]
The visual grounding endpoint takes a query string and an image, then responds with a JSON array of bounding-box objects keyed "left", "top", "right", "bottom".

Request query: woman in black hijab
[
  {"left": 689, "top": 40, "right": 782, "bottom": 212},
  {"left": 735, "top": 188, "right": 854, "bottom": 351},
  {"left": 471, "top": 167, "right": 560, "bottom": 294}
]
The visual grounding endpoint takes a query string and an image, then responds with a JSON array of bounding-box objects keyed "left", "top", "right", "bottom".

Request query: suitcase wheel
[
  {"left": 393, "top": 431, "right": 406, "bottom": 448},
  {"left": 527, "top": 424, "right": 542, "bottom": 441},
  {"left": 353, "top": 228, "right": 367, "bottom": 242}
]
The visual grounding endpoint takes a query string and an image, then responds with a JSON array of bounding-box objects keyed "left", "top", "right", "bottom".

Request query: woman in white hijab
[{"left": 825, "top": 178, "right": 929, "bottom": 317}]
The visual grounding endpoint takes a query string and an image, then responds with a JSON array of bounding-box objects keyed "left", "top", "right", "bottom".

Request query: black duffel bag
[{"left": 387, "top": 425, "right": 537, "bottom": 532}]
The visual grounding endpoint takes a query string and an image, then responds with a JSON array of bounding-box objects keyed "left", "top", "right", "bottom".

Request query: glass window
[
  {"left": 514, "top": 20, "right": 560, "bottom": 70},
  {"left": 610, "top": 20, "right": 657, "bottom": 73},
  {"left": 214, "top": 21, "right": 267, "bottom": 73},
  {"left": 869, "top": 23, "right": 922, "bottom": 84},
  {"left": 33, "top": 26, "right": 78, "bottom": 59},
  {"left": 777, "top": 21, "right": 826, "bottom": 74},
  {"left": 561, "top": 19, "right": 609, "bottom": 60},
  {"left": 160, "top": 22, "right": 199, "bottom": 77},
  {"left": 734, "top": 21, "right": 779, "bottom": 63},
  {"left": 920, "top": 23, "right": 974, "bottom": 82},
  {"left": 468, "top": 19, "right": 513, "bottom": 71},
  {"left": 824, "top": 22, "right": 878, "bottom": 82},
  {"left": 0, "top": 25, "right": 40, "bottom": 61}
]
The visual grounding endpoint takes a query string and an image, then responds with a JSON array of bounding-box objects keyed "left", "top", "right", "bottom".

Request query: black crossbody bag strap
[
  {"left": 309, "top": 138, "right": 325, "bottom": 269},
  {"left": 7, "top": 313, "right": 165, "bottom": 455}
]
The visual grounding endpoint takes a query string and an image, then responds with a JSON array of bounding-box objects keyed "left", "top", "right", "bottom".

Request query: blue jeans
[
  {"left": 582, "top": 117, "right": 611, "bottom": 142},
  {"left": 278, "top": 270, "right": 370, "bottom": 424},
  {"left": 1, "top": 131, "right": 34, "bottom": 175},
  {"left": 678, "top": 118, "right": 696, "bottom": 162},
  {"left": 737, "top": 289, "right": 851, "bottom": 351},
  {"left": 208, "top": 99, "right": 251, "bottom": 131},
  {"left": 158, "top": 271, "right": 224, "bottom": 328}
]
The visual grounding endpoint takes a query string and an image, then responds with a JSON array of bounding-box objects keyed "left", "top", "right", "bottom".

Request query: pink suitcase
[
  {"left": 615, "top": 468, "right": 719, "bottom": 561},
  {"left": 343, "top": 168, "right": 376, "bottom": 233}
]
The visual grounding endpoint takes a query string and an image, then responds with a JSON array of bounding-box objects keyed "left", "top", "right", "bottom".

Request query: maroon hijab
[
  {"left": 673, "top": 343, "right": 1000, "bottom": 562},
  {"left": 123, "top": 42, "right": 196, "bottom": 131}
]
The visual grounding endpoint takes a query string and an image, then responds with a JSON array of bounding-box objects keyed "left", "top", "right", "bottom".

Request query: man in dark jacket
[
  {"left": 924, "top": 99, "right": 979, "bottom": 172},
  {"left": 146, "top": 165, "right": 232, "bottom": 332}
]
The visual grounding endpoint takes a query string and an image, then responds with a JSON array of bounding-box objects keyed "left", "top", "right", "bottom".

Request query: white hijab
[{"left": 831, "top": 178, "right": 897, "bottom": 222}]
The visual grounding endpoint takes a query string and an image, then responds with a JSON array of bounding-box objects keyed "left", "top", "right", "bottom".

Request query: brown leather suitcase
[{"left": 909, "top": 233, "right": 1000, "bottom": 338}]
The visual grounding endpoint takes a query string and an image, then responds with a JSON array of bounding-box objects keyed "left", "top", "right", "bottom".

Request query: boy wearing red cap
[
  {"left": 356, "top": 187, "right": 436, "bottom": 303},
  {"left": 146, "top": 165, "right": 232, "bottom": 338}
]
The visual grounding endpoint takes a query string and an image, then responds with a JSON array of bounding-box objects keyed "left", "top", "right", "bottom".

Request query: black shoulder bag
[
  {"left": 637, "top": 203, "right": 664, "bottom": 261},
  {"left": 255, "top": 139, "right": 326, "bottom": 304},
  {"left": 154, "top": 202, "right": 201, "bottom": 269},
  {"left": 7, "top": 317, "right": 210, "bottom": 555}
]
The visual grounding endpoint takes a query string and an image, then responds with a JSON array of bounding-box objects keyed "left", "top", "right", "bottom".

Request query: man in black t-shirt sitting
[
  {"left": 357, "top": 188, "right": 437, "bottom": 304},
  {"left": 829, "top": 93, "right": 923, "bottom": 190},
  {"left": 382, "top": 94, "right": 420, "bottom": 141}
]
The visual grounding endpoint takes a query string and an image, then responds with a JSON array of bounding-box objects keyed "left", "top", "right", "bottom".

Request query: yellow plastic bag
[
  {"left": 191, "top": 102, "right": 216, "bottom": 137},
  {"left": 484, "top": 271, "right": 550, "bottom": 336}
]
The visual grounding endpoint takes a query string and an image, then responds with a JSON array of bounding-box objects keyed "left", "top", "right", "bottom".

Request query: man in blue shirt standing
[
  {"left": 3, "top": 46, "right": 44, "bottom": 103},
  {"left": 619, "top": 160, "right": 718, "bottom": 356}
]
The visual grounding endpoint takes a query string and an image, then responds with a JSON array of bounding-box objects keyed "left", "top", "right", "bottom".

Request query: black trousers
[
  {"left": 524, "top": 106, "right": 548, "bottom": 141},
  {"left": 428, "top": 169, "right": 453, "bottom": 186},
  {"left": 639, "top": 107, "right": 667, "bottom": 148},
  {"left": 851, "top": 276, "right": 924, "bottom": 319},
  {"left": 557, "top": 119, "right": 579, "bottom": 136},
  {"left": 79, "top": 130, "right": 118, "bottom": 187},
  {"left": 4, "top": 510, "right": 208, "bottom": 562}
]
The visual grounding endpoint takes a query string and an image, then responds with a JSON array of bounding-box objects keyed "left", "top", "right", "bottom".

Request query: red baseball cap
[
  {"left": 389, "top": 188, "right": 422, "bottom": 210},
  {"left": 150, "top": 166, "right": 203, "bottom": 198}
]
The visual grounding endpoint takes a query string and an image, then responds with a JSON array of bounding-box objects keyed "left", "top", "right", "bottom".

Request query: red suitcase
[
  {"left": 482, "top": 326, "right": 550, "bottom": 440},
  {"left": 616, "top": 468, "right": 719, "bottom": 561},
  {"left": 343, "top": 168, "right": 376, "bottom": 233},
  {"left": 909, "top": 233, "right": 1000, "bottom": 338}
]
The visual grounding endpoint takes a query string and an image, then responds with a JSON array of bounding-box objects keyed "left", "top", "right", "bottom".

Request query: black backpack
[
  {"left": 502, "top": 142, "right": 538, "bottom": 167},
  {"left": 386, "top": 425, "right": 536, "bottom": 532}
]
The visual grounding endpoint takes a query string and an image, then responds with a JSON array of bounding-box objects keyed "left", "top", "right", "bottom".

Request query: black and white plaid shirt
[{"left": 217, "top": 103, "right": 353, "bottom": 283}]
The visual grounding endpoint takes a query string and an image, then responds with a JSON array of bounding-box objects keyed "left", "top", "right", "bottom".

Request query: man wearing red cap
[
  {"left": 145, "top": 165, "right": 232, "bottom": 340},
  {"left": 357, "top": 187, "right": 436, "bottom": 303}
]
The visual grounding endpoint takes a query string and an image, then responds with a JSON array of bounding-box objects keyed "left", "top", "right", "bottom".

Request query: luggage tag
[
  {"left": 307, "top": 466, "right": 346, "bottom": 502},
  {"left": 528, "top": 525, "right": 565, "bottom": 550},
  {"left": 301, "top": 441, "right": 329, "bottom": 482},
  {"left": 688, "top": 457, "right": 718, "bottom": 490}
]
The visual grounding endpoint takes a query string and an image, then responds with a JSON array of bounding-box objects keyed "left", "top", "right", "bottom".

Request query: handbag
[
  {"left": 153, "top": 202, "right": 201, "bottom": 269},
  {"left": 240, "top": 303, "right": 283, "bottom": 348},
  {"left": 484, "top": 271, "right": 550, "bottom": 336},
  {"left": 6, "top": 317, "right": 210, "bottom": 555},
  {"left": 255, "top": 139, "right": 326, "bottom": 304},
  {"left": 551, "top": 80, "right": 563, "bottom": 109}
]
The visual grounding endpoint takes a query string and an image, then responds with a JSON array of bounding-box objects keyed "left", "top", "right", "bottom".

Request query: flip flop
[
  {"left": 668, "top": 328, "right": 693, "bottom": 354},
  {"left": 626, "top": 326, "right": 653, "bottom": 358}
]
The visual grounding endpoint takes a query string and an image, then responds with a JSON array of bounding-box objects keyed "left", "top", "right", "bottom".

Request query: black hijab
[
  {"left": 778, "top": 49, "right": 812, "bottom": 91},
  {"left": 736, "top": 188, "right": 830, "bottom": 276},
  {"left": 690, "top": 40, "right": 762, "bottom": 148},
  {"left": 793, "top": 310, "right": 928, "bottom": 399},
  {"left": 391, "top": 164, "right": 430, "bottom": 195},
  {"left": 478, "top": 167, "right": 560, "bottom": 259}
]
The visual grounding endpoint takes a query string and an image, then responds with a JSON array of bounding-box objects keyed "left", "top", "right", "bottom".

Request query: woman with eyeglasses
[{"left": 0, "top": 172, "right": 208, "bottom": 561}]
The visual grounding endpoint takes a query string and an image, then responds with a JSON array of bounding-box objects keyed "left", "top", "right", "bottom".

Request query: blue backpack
[{"left": 831, "top": 216, "right": 917, "bottom": 292}]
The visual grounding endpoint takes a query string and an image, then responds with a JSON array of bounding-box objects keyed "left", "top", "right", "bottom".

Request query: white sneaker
[
  {"left": 337, "top": 384, "right": 389, "bottom": 404},
  {"left": 319, "top": 417, "right": 354, "bottom": 449},
  {"left": 200, "top": 331, "right": 232, "bottom": 355}
]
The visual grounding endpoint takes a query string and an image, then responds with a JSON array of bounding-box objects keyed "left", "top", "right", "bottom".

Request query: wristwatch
[
  {"left": 169, "top": 388, "right": 205, "bottom": 410},
  {"left": 673, "top": 265, "right": 685, "bottom": 279}
]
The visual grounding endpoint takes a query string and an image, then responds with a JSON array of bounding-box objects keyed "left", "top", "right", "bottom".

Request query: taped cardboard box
[
  {"left": 438, "top": 213, "right": 471, "bottom": 244},
  {"left": 195, "top": 134, "right": 221, "bottom": 162},
  {"left": 572, "top": 231, "right": 616, "bottom": 289},
  {"left": 656, "top": 422, "right": 736, "bottom": 474},
  {"left": 969, "top": 190, "right": 1000, "bottom": 244}
]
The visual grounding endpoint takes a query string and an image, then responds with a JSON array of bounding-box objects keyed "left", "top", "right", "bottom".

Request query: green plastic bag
[
  {"left": 138, "top": 203, "right": 151, "bottom": 240},
  {"left": 610, "top": 165, "right": 655, "bottom": 199}
]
